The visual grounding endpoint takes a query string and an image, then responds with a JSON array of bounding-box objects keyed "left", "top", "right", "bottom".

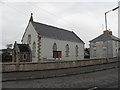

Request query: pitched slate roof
[
  {"left": 31, "top": 21, "right": 84, "bottom": 43},
  {"left": 89, "top": 33, "right": 120, "bottom": 43},
  {"left": 17, "top": 44, "right": 31, "bottom": 52}
]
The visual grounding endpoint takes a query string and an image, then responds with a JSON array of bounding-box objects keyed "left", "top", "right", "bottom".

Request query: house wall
[
  {"left": 22, "top": 22, "right": 38, "bottom": 62},
  {"left": 112, "top": 40, "right": 119, "bottom": 57},
  {"left": 90, "top": 42, "right": 103, "bottom": 59},
  {"left": 19, "top": 53, "right": 31, "bottom": 62},
  {"left": 40, "top": 37, "right": 84, "bottom": 60},
  {"left": 90, "top": 40, "right": 113, "bottom": 59},
  {"left": 12, "top": 44, "right": 20, "bottom": 62}
]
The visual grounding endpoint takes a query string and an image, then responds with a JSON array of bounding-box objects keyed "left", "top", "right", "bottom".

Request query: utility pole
[
  {"left": 105, "top": 6, "right": 119, "bottom": 30},
  {"left": 104, "top": 6, "right": 119, "bottom": 62}
]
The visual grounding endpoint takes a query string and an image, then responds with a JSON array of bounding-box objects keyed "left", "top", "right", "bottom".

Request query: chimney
[
  {"left": 103, "top": 30, "right": 112, "bottom": 35},
  {"left": 109, "top": 31, "right": 112, "bottom": 35}
]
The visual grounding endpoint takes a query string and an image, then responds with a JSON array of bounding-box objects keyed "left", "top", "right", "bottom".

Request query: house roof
[
  {"left": 17, "top": 44, "right": 31, "bottom": 52},
  {"left": 31, "top": 21, "right": 84, "bottom": 43},
  {"left": 28, "top": 14, "right": 84, "bottom": 44},
  {"left": 89, "top": 33, "right": 120, "bottom": 43}
]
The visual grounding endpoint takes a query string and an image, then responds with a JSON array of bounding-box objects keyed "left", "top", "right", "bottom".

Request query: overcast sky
[{"left": 0, "top": 0, "right": 119, "bottom": 49}]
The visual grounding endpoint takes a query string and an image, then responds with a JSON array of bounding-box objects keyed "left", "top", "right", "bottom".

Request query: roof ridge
[{"left": 90, "top": 33, "right": 120, "bottom": 42}]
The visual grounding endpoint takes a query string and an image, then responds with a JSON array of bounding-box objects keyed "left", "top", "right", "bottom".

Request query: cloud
[{"left": 0, "top": 2, "right": 118, "bottom": 48}]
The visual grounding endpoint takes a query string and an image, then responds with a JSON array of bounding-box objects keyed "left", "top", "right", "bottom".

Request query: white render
[
  {"left": 90, "top": 39, "right": 119, "bottom": 59},
  {"left": 22, "top": 21, "right": 84, "bottom": 62},
  {"left": 22, "top": 22, "right": 38, "bottom": 62},
  {"left": 41, "top": 37, "right": 84, "bottom": 60}
]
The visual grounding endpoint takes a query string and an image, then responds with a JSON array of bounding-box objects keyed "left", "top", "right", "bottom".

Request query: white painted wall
[
  {"left": 22, "top": 22, "right": 38, "bottom": 62},
  {"left": 40, "top": 37, "right": 84, "bottom": 60},
  {"left": 112, "top": 41, "right": 119, "bottom": 57},
  {"left": 90, "top": 41, "right": 104, "bottom": 59},
  {"left": 90, "top": 40, "right": 114, "bottom": 59}
]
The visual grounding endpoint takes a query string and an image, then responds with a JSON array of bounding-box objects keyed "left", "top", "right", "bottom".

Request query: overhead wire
[
  {"left": 0, "top": 1, "right": 29, "bottom": 17},
  {"left": 26, "top": 2, "right": 82, "bottom": 31},
  {"left": 0, "top": 1, "right": 82, "bottom": 32}
]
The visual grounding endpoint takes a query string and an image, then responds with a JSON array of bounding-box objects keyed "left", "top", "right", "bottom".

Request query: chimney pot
[{"left": 103, "top": 30, "right": 112, "bottom": 35}]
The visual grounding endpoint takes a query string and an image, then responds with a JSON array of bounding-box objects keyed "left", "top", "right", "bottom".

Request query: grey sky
[{"left": 0, "top": 0, "right": 119, "bottom": 49}]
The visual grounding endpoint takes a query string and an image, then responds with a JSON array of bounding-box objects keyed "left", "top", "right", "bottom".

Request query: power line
[
  {"left": 0, "top": 1, "right": 83, "bottom": 32},
  {"left": 0, "top": 1, "right": 29, "bottom": 17},
  {"left": 26, "top": 2, "right": 82, "bottom": 31}
]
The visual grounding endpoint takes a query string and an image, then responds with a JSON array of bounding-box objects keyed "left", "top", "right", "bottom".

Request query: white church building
[{"left": 21, "top": 13, "right": 85, "bottom": 62}]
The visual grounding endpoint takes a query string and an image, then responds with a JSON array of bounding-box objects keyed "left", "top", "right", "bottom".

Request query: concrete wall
[
  {"left": 41, "top": 37, "right": 84, "bottom": 60},
  {"left": 2, "top": 57, "right": 119, "bottom": 72}
]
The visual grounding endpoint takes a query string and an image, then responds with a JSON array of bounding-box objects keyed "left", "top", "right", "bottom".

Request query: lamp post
[
  {"left": 105, "top": 6, "right": 119, "bottom": 30},
  {"left": 104, "top": 6, "right": 119, "bottom": 62}
]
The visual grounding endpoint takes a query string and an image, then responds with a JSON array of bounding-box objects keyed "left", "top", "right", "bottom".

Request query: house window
[
  {"left": 23, "top": 54, "right": 27, "bottom": 59},
  {"left": 32, "top": 41, "right": 36, "bottom": 57},
  {"left": 115, "top": 41, "right": 117, "bottom": 47},
  {"left": 66, "top": 44, "right": 69, "bottom": 57},
  {"left": 28, "top": 35, "right": 31, "bottom": 44},
  {"left": 116, "top": 49, "right": 118, "bottom": 56},
  {"left": 75, "top": 45, "right": 78, "bottom": 57},
  {"left": 93, "top": 44, "right": 96, "bottom": 47},
  {"left": 93, "top": 49, "right": 96, "bottom": 57},
  {"left": 53, "top": 43, "right": 57, "bottom": 51},
  {"left": 103, "top": 47, "right": 106, "bottom": 57}
]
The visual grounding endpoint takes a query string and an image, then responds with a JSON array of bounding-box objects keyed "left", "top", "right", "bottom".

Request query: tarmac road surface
[{"left": 2, "top": 63, "right": 119, "bottom": 88}]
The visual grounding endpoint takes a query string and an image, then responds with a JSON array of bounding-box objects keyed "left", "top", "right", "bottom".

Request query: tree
[
  {"left": 84, "top": 48, "right": 90, "bottom": 59},
  {"left": 6, "top": 44, "right": 12, "bottom": 49}
]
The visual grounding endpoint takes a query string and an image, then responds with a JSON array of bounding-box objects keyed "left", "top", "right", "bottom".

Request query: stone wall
[{"left": 2, "top": 57, "right": 119, "bottom": 72}]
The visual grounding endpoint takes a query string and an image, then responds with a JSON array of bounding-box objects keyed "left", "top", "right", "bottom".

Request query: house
[
  {"left": 1, "top": 48, "right": 12, "bottom": 62},
  {"left": 21, "top": 13, "right": 84, "bottom": 62},
  {"left": 12, "top": 41, "right": 32, "bottom": 62},
  {"left": 89, "top": 30, "right": 120, "bottom": 59}
]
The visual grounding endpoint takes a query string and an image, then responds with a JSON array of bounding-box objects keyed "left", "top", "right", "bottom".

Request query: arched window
[
  {"left": 75, "top": 45, "right": 78, "bottom": 57},
  {"left": 53, "top": 43, "right": 57, "bottom": 51},
  {"left": 66, "top": 44, "right": 69, "bottom": 57},
  {"left": 23, "top": 54, "right": 27, "bottom": 59},
  {"left": 28, "top": 35, "right": 31, "bottom": 44},
  {"left": 93, "top": 49, "right": 96, "bottom": 57},
  {"left": 32, "top": 41, "right": 36, "bottom": 57}
]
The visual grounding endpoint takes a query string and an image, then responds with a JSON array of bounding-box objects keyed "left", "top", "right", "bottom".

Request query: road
[
  {"left": 2, "top": 63, "right": 119, "bottom": 88},
  {"left": 2, "top": 62, "right": 118, "bottom": 81}
]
